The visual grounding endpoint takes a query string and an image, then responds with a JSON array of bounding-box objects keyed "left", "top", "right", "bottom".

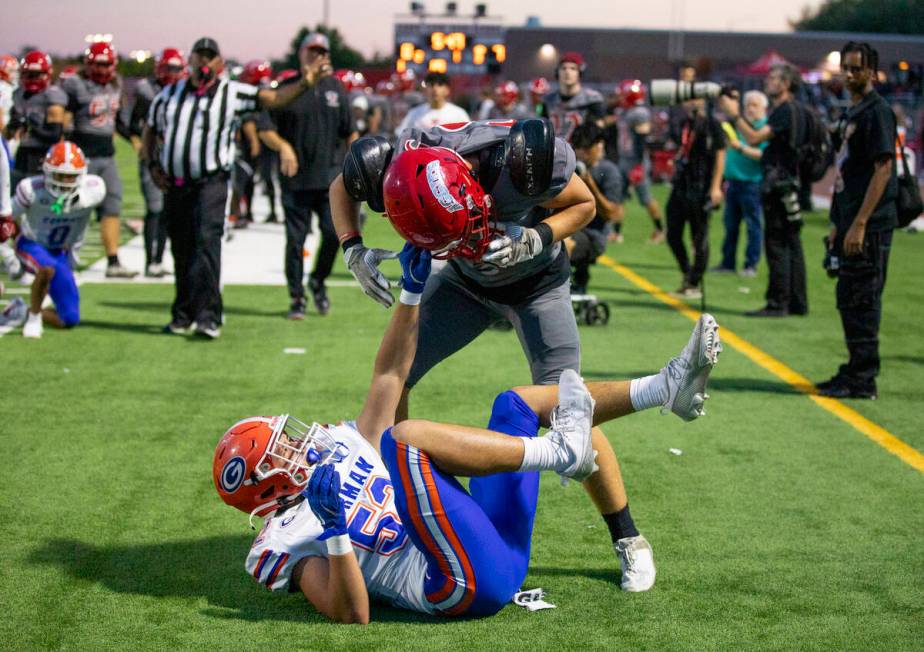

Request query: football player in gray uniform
[{"left": 539, "top": 52, "right": 606, "bottom": 142}]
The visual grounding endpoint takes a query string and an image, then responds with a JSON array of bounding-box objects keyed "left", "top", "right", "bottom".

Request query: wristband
[
  {"left": 341, "top": 235, "right": 363, "bottom": 253},
  {"left": 399, "top": 289, "right": 422, "bottom": 305},
  {"left": 326, "top": 533, "right": 352, "bottom": 556},
  {"left": 535, "top": 222, "right": 554, "bottom": 248}
]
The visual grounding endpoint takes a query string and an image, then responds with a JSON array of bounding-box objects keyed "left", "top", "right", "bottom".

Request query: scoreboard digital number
[{"left": 394, "top": 23, "right": 506, "bottom": 74}]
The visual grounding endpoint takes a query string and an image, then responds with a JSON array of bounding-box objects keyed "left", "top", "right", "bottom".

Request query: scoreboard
[{"left": 394, "top": 21, "right": 506, "bottom": 75}]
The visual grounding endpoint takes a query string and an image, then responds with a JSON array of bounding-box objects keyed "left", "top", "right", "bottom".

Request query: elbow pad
[{"left": 342, "top": 136, "right": 393, "bottom": 213}]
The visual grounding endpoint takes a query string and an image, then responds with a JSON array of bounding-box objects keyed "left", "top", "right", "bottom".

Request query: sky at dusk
[{"left": 1, "top": 0, "right": 821, "bottom": 61}]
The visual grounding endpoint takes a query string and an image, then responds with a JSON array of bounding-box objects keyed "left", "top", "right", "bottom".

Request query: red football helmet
[
  {"left": 495, "top": 80, "right": 520, "bottom": 106},
  {"left": 383, "top": 147, "right": 494, "bottom": 260},
  {"left": 213, "top": 415, "right": 339, "bottom": 521},
  {"left": 85, "top": 42, "right": 117, "bottom": 85},
  {"left": 617, "top": 79, "right": 646, "bottom": 108},
  {"left": 529, "top": 77, "right": 550, "bottom": 100},
  {"left": 43, "top": 141, "right": 87, "bottom": 200},
  {"left": 240, "top": 59, "right": 272, "bottom": 86},
  {"left": 0, "top": 54, "right": 19, "bottom": 84},
  {"left": 272, "top": 68, "right": 299, "bottom": 88},
  {"left": 392, "top": 68, "right": 417, "bottom": 93},
  {"left": 20, "top": 51, "right": 52, "bottom": 94},
  {"left": 58, "top": 65, "right": 79, "bottom": 81},
  {"left": 155, "top": 48, "right": 186, "bottom": 86},
  {"left": 334, "top": 69, "right": 366, "bottom": 92}
]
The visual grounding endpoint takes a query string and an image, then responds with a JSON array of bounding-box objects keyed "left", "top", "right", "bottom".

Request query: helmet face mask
[
  {"left": 43, "top": 142, "right": 87, "bottom": 202},
  {"left": 85, "top": 43, "right": 117, "bottom": 85},
  {"left": 20, "top": 51, "right": 52, "bottom": 94},
  {"left": 155, "top": 48, "right": 187, "bottom": 86}
]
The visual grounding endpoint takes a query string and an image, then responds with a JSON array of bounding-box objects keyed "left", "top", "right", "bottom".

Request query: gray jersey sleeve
[
  {"left": 44, "top": 85, "right": 68, "bottom": 108},
  {"left": 591, "top": 158, "right": 624, "bottom": 203}
]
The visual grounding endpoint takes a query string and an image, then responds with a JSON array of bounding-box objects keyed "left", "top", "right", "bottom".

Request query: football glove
[
  {"left": 302, "top": 464, "right": 348, "bottom": 539},
  {"left": 398, "top": 242, "right": 431, "bottom": 296},
  {"left": 344, "top": 243, "right": 399, "bottom": 308},
  {"left": 482, "top": 223, "right": 544, "bottom": 268},
  {"left": 0, "top": 217, "right": 16, "bottom": 243}
]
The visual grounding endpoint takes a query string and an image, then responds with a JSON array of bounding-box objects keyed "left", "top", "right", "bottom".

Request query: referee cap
[
  {"left": 301, "top": 32, "right": 330, "bottom": 52},
  {"left": 191, "top": 37, "right": 221, "bottom": 58}
]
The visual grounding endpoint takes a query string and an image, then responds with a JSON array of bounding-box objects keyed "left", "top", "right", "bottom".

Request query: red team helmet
[
  {"left": 213, "top": 415, "right": 339, "bottom": 520},
  {"left": 272, "top": 68, "right": 299, "bottom": 87},
  {"left": 155, "top": 48, "right": 186, "bottom": 86},
  {"left": 383, "top": 147, "right": 493, "bottom": 260},
  {"left": 20, "top": 50, "right": 53, "bottom": 94},
  {"left": 529, "top": 77, "right": 550, "bottom": 100},
  {"left": 240, "top": 59, "right": 272, "bottom": 86},
  {"left": 0, "top": 54, "right": 19, "bottom": 84},
  {"left": 43, "top": 141, "right": 87, "bottom": 199},
  {"left": 617, "top": 79, "right": 647, "bottom": 108},
  {"left": 495, "top": 80, "right": 520, "bottom": 105},
  {"left": 84, "top": 41, "right": 117, "bottom": 85}
]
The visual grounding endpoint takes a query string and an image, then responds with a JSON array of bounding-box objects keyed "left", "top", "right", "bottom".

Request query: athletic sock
[
  {"left": 603, "top": 504, "right": 640, "bottom": 542},
  {"left": 519, "top": 435, "right": 568, "bottom": 473},
  {"left": 652, "top": 218, "right": 664, "bottom": 232},
  {"left": 612, "top": 222, "right": 623, "bottom": 234},
  {"left": 107, "top": 255, "right": 119, "bottom": 267},
  {"left": 629, "top": 372, "right": 668, "bottom": 411}
]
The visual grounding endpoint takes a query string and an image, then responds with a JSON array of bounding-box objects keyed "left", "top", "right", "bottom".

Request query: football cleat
[
  {"left": 105, "top": 263, "right": 139, "bottom": 278},
  {"left": 614, "top": 535, "right": 656, "bottom": 592},
  {"left": 23, "top": 311, "right": 42, "bottom": 339},
  {"left": 195, "top": 322, "right": 221, "bottom": 339},
  {"left": 0, "top": 297, "right": 28, "bottom": 327},
  {"left": 662, "top": 313, "right": 722, "bottom": 421},
  {"left": 547, "top": 369, "right": 598, "bottom": 485}
]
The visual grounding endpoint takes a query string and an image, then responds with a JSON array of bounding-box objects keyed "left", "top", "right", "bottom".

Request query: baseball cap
[
  {"left": 559, "top": 51, "right": 585, "bottom": 68},
  {"left": 191, "top": 37, "right": 221, "bottom": 58},
  {"left": 301, "top": 33, "right": 330, "bottom": 52}
]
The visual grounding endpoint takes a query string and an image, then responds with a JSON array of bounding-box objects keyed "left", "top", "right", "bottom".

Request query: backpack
[{"left": 795, "top": 103, "right": 834, "bottom": 184}]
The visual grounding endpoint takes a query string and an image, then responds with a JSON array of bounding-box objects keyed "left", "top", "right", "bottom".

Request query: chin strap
[{"left": 247, "top": 494, "right": 306, "bottom": 529}]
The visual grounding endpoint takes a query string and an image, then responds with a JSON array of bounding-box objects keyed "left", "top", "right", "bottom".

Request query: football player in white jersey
[
  {"left": 214, "top": 243, "right": 722, "bottom": 622},
  {"left": 0, "top": 141, "right": 104, "bottom": 338}
]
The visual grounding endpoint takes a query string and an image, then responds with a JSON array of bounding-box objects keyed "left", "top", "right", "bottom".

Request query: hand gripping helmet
[
  {"left": 240, "top": 59, "right": 272, "bottom": 86},
  {"left": 84, "top": 41, "right": 117, "bottom": 85},
  {"left": 20, "top": 51, "right": 53, "bottom": 94},
  {"left": 155, "top": 48, "right": 187, "bottom": 86},
  {"left": 213, "top": 415, "right": 339, "bottom": 522},
  {"left": 43, "top": 141, "right": 87, "bottom": 201},
  {"left": 617, "top": 79, "right": 646, "bottom": 108},
  {"left": 383, "top": 147, "right": 493, "bottom": 260}
]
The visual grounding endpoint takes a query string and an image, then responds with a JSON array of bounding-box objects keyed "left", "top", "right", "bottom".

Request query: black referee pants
[
  {"left": 164, "top": 174, "right": 228, "bottom": 328},
  {"left": 282, "top": 188, "right": 337, "bottom": 300},
  {"left": 666, "top": 187, "right": 710, "bottom": 288},
  {"left": 762, "top": 196, "right": 808, "bottom": 314}
]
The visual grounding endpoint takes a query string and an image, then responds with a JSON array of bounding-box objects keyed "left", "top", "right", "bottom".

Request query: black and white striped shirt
[{"left": 147, "top": 77, "right": 258, "bottom": 182}]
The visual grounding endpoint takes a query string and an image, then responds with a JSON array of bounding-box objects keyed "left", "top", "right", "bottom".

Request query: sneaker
[
  {"left": 648, "top": 230, "right": 666, "bottom": 245},
  {"left": 105, "top": 263, "right": 139, "bottom": 279},
  {"left": 815, "top": 374, "right": 847, "bottom": 391},
  {"left": 145, "top": 263, "right": 167, "bottom": 278},
  {"left": 287, "top": 297, "right": 306, "bottom": 320},
  {"left": 614, "top": 535, "right": 656, "bottom": 592},
  {"left": 738, "top": 267, "right": 757, "bottom": 278},
  {"left": 162, "top": 320, "right": 194, "bottom": 335},
  {"left": 671, "top": 284, "right": 702, "bottom": 300},
  {"left": 662, "top": 313, "right": 722, "bottom": 421},
  {"left": 23, "top": 311, "right": 43, "bottom": 339},
  {"left": 0, "top": 297, "right": 28, "bottom": 327},
  {"left": 546, "top": 369, "right": 598, "bottom": 484},
  {"left": 195, "top": 322, "right": 221, "bottom": 339},
  {"left": 308, "top": 277, "right": 330, "bottom": 316},
  {"left": 817, "top": 382, "right": 877, "bottom": 400}
]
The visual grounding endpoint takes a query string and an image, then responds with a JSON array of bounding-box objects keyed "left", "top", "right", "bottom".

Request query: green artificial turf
[{"left": 1, "top": 141, "right": 921, "bottom": 650}]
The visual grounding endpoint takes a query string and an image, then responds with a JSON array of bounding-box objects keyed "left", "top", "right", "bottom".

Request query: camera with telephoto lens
[
  {"left": 822, "top": 236, "right": 839, "bottom": 278},
  {"left": 649, "top": 80, "right": 737, "bottom": 106}
]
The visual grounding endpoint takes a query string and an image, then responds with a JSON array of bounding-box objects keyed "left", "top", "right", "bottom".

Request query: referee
[{"left": 142, "top": 37, "right": 322, "bottom": 338}]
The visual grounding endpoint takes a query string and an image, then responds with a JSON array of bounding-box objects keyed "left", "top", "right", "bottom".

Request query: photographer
[
  {"left": 816, "top": 42, "right": 897, "bottom": 400},
  {"left": 666, "top": 96, "right": 726, "bottom": 299},
  {"left": 720, "top": 65, "right": 808, "bottom": 317}
]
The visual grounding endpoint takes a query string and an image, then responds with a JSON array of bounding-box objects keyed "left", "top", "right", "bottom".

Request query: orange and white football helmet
[
  {"left": 213, "top": 415, "right": 338, "bottom": 523},
  {"left": 43, "top": 142, "right": 87, "bottom": 200}
]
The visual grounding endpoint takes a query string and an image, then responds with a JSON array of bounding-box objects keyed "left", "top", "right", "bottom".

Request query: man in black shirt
[
  {"left": 720, "top": 64, "right": 808, "bottom": 317},
  {"left": 666, "top": 98, "right": 726, "bottom": 298},
  {"left": 817, "top": 42, "right": 897, "bottom": 399},
  {"left": 258, "top": 33, "right": 356, "bottom": 319}
]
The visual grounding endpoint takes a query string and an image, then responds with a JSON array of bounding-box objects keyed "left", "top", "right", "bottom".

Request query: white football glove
[
  {"left": 344, "top": 244, "right": 399, "bottom": 308},
  {"left": 481, "top": 224, "right": 544, "bottom": 268}
]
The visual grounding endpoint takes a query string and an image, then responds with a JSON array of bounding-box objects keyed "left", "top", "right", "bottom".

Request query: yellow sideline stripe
[{"left": 597, "top": 254, "right": 924, "bottom": 474}]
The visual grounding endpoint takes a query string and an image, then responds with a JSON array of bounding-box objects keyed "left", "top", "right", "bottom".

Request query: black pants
[
  {"left": 835, "top": 229, "right": 892, "bottom": 388},
  {"left": 666, "top": 187, "right": 710, "bottom": 287},
  {"left": 282, "top": 188, "right": 337, "bottom": 300},
  {"left": 762, "top": 195, "right": 807, "bottom": 313},
  {"left": 569, "top": 229, "right": 605, "bottom": 292},
  {"left": 164, "top": 174, "right": 228, "bottom": 327}
]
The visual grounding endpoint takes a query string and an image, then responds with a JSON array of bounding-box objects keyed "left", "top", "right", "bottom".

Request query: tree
[
  {"left": 274, "top": 24, "right": 366, "bottom": 72},
  {"left": 792, "top": 0, "right": 924, "bottom": 35}
]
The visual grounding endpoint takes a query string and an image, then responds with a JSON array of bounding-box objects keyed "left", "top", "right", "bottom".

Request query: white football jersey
[
  {"left": 0, "top": 80, "right": 13, "bottom": 130},
  {"left": 245, "top": 421, "right": 433, "bottom": 614},
  {"left": 12, "top": 174, "right": 105, "bottom": 249}
]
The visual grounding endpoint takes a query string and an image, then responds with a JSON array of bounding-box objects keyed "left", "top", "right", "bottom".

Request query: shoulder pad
[
  {"left": 14, "top": 177, "right": 37, "bottom": 208},
  {"left": 342, "top": 136, "right": 393, "bottom": 213},
  {"left": 506, "top": 119, "right": 555, "bottom": 197},
  {"left": 81, "top": 175, "right": 107, "bottom": 206}
]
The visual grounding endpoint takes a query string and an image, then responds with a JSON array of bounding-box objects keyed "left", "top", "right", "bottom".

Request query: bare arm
[
  {"left": 293, "top": 555, "right": 370, "bottom": 624},
  {"left": 539, "top": 173, "right": 597, "bottom": 240},
  {"left": 581, "top": 172, "right": 624, "bottom": 222},
  {"left": 259, "top": 129, "right": 298, "bottom": 177},
  {"left": 330, "top": 173, "right": 363, "bottom": 237},
  {"left": 45, "top": 104, "right": 65, "bottom": 126},
  {"left": 711, "top": 148, "right": 726, "bottom": 197},
  {"left": 843, "top": 156, "right": 893, "bottom": 257},
  {"left": 242, "top": 121, "right": 260, "bottom": 158}
]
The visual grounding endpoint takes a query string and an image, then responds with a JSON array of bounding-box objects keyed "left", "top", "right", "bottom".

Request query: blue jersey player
[{"left": 213, "top": 243, "right": 721, "bottom": 622}]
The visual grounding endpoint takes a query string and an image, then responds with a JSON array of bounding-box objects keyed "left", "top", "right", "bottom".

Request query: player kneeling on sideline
[
  {"left": 0, "top": 142, "right": 104, "bottom": 338},
  {"left": 214, "top": 243, "right": 722, "bottom": 622}
]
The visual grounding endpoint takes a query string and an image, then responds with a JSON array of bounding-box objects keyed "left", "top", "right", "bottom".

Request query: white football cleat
[
  {"left": 615, "top": 535, "right": 656, "bottom": 592},
  {"left": 0, "top": 297, "right": 28, "bottom": 327},
  {"left": 662, "top": 313, "right": 722, "bottom": 421},
  {"left": 23, "top": 311, "right": 43, "bottom": 339},
  {"left": 547, "top": 369, "right": 598, "bottom": 484}
]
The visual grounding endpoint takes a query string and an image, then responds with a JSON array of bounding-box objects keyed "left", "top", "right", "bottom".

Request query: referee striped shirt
[{"left": 147, "top": 77, "right": 258, "bottom": 182}]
